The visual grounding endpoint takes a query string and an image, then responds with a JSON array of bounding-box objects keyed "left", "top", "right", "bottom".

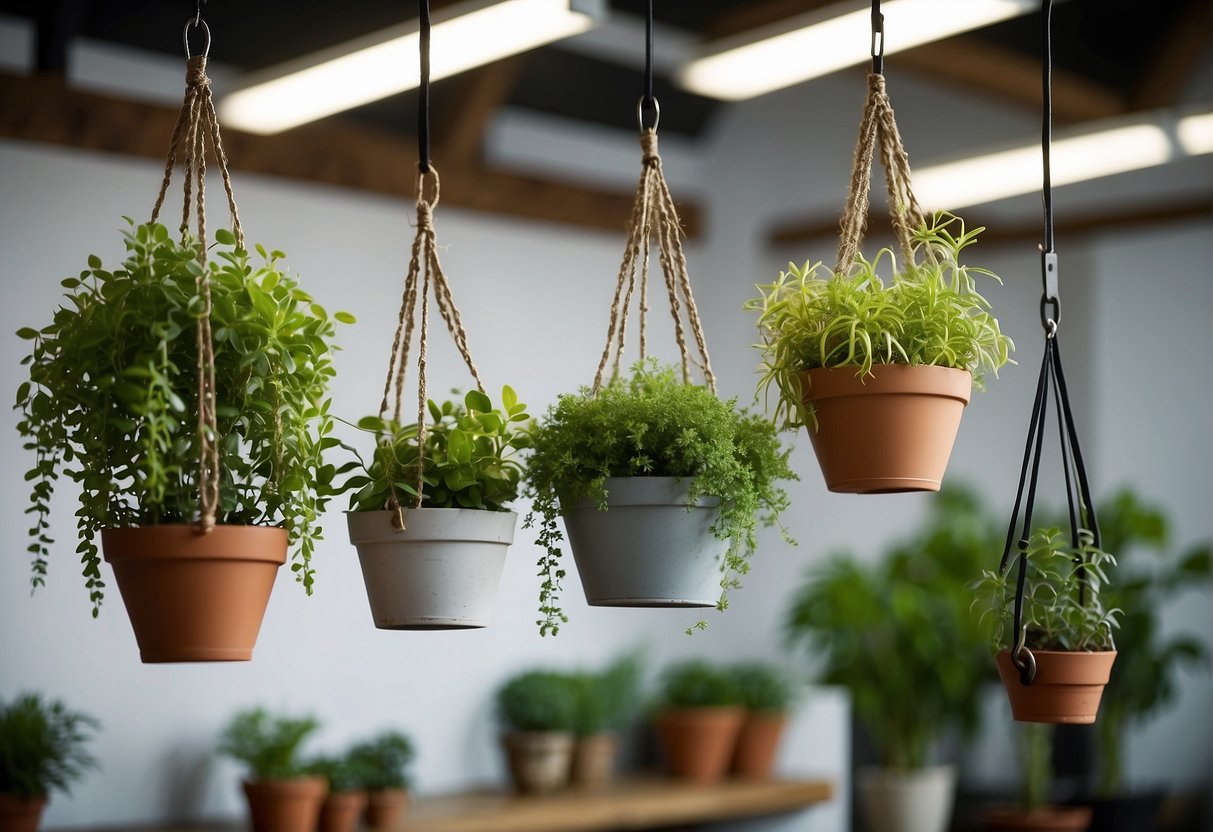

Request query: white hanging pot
[
  {"left": 563, "top": 477, "right": 725, "bottom": 607},
  {"left": 857, "top": 765, "right": 957, "bottom": 832},
  {"left": 347, "top": 508, "right": 515, "bottom": 629}
]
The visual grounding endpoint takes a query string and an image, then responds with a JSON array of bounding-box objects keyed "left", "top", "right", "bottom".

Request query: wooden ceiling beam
[
  {"left": 1130, "top": 0, "right": 1213, "bottom": 110},
  {"left": 0, "top": 71, "right": 699, "bottom": 237}
]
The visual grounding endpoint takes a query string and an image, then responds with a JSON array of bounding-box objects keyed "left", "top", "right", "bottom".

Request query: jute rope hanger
[{"left": 149, "top": 17, "right": 241, "bottom": 535}]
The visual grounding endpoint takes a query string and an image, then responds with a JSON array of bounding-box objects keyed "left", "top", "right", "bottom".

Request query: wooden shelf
[{"left": 77, "top": 777, "right": 833, "bottom": 832}]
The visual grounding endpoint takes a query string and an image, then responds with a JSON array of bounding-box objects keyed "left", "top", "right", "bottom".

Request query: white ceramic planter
[
  {"left": 563, "top": 477, "right": 725, "bottom": 607},
  {"left": 347, "top": 508, "right": 514, "bottom": 629},
  {"left": 857, "top": 765, "right": 957, "bottom": 832}
]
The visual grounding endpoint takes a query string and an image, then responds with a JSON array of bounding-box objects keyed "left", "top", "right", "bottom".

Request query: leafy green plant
[
  {"left": 657, "top": 661, "right": 743, "bottom": 709},
  {"left": 16, "top": 222, "right": 350, "bottom": 612},
  {"left": 571, "top": 653, "right": 644, "bottom": 737},
  {"left": 970, "top": 527, "right": 1120, "bottom": 654},
  {"left": 497, "top": 671, "right": 579, "bottom": 733},
  {"left": 347, "top": 732, "right": 415, "bottom": 791},
  {"left": 525, "top": 360, "right": 795, "bottom": 635},
  {"left": 339, "top": 387, "right": 530, "bottom": 513},
  {"left": 746, "top": 212, "right": 1013, "bottom": 429},
  {"left": 217, "top": 708, "right": 319, "bottom": 781},
  {"left": 785, "top": 486, "right": 996, "bottom": 769},
  {"left": 0, "top": 693, "right": 100, "bottom": 799},
  {"left": 308, "top": 753, "right": 371, "bottom": 793},
  {"left": 731, "top": 663, "right": 795, "bottom": 713}
]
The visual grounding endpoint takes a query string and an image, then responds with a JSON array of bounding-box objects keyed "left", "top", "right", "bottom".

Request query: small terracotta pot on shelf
[
  {"left": 364, "top": 788, "right": 409, "bottom": 830},
  {"left": 241, "top": 777, "right": 327, "bottom": 832},
  {"left": 0, "top": 793, "right": 47, "bottom": 832},
  {"left": 502, "top": 732, "right": 575, "bottom": 794},
  {"left": 983, "top": 804, "right": 1093, "bottom": 831},
  {"left": 732, "top": 711, "right": 788, "bottom": 779},
  {"left": 655, "top": 707, "right": 746, "bottom": 783},
  {"left": 996, "top": 650, "right": 1116, "bottom": 724},
  {"left": 571, "top": 732, "right": 619, "bottom": 788},
  {"left": 318, "top": 789, "right": 368, "bottom": 832}
]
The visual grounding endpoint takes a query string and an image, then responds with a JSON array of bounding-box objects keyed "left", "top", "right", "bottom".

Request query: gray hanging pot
[
  {"left": 563, "top": 477, "right": 725, "bottom": 607},
  {"left": 347, "top": 508, "right": 514, "bottom": 629}
]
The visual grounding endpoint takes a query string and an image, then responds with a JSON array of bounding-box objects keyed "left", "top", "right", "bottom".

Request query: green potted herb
[
  {"left": 0, "top": 693, "right": 99, "bottom": 832},
  {"left": 653, "top": 660, "right": 745, "bottom": 783},
  {"left": 16, "top": 223, "right": 348, "bottom": 662},
  {"left": 340, "top": 388, "right": 530, "bottom": 629},
  {"left": 496, "top": 670, "right": 579, "bottom": 794},
  {"left": 308, "top": 754, "right": 369, "bottom": 832},
  {"left": 747, "top": 212, "right": 1012, "bottom": 493},
  {"left": 347, "top": 731, "right": 415, "bottom": 830},
  {"left": 971, "top": 527, "right": 1119, "bottom": 725},
  {"left": 729, "top": 662, "right": 795, "bottom": 780},
  {"left": 569, "top": 652, "right": 644, "bottom": 787},
  {"left": 218, "top": 708, "right": 325, "bottom": 832},
  {"left": 983, "top": 725, "right": 1092, "bottom": 832},
  {"left": 526, "top": 360, "right": 795, "bottom": 635}
]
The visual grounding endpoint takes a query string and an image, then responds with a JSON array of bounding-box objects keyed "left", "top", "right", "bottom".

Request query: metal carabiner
[
  {"left": 183, "top": 18, "right": 211, "bottom": 59},
  {"left": 870, "top": 0, "right": 885, "bottom": 75}
]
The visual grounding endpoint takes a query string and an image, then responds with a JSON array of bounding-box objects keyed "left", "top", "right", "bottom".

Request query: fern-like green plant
[
  {"left": 0, "top": 693, "right": 100, "bottom": 799},
  {"left": 746, "top": 212, "right": 1013, "bottom": 429},
  {"left": 217, "top": 708, "right": 319, "bottom": 781},
  {"left": 346, "top": 732, "right": 416, "bottom": 791}
]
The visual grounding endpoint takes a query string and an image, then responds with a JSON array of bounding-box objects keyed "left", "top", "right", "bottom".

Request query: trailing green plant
[
  {"left": 525, "top": 360, "right": 795, "bottom": 635},
  {"left": 339, "top": 387, "right": 530, "bottom": 513},
  {"left": 657, "top": 661, "right": 743, "bottom": 709},
  {"left": 217, "top": 708, "right": 319, "bottom": 781},
  {"left": 746, "top": 212, "right": 1013, "bottom": 429},
  {"left": 970, "top": 527, "right": 1120, "bottom": 655},
  {"left": 347, "top": 732, "right": 415, "bottom": 791},
  {"left": 308, "top": 754, "right": 371, "bottom": 794},
  {"left": 0, "top": 693, "right": 100, "bottom": 799},
  {"left": 571, "top": 652, "right": 644, "bottom": 737},
  {"left": 16, "top": 221, "right": 350, "bottom": 612},
  {"left": 785, "top": 486, "right": 997, "bottom": 769},
  {"left": 731, "top": 663, "right": 795, "bottom": 713},
  {"left": 497, "top": 671, "right": 579, "bottom": 733}
]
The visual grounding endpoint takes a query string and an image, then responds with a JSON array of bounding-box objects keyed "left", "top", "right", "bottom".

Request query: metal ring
[
  {"left": 183, "top": 19, "right": 211, "bottom": 59},
  {"left": 1040, "top": 295, "right": 1060, "bottom": 337},
  {"left": 1011, "top": 637, "right": 1037, "bottom": 687},
  {"left": 637, "top": 95, "right": 660, "bottom": 132}
]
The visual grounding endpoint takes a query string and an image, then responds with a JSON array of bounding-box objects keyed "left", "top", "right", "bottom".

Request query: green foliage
[
  {"left": 524, "top": 360, "right": 796, "bottom": 635},
  {"left": 785, "top": 486, "right": 997, "bottom": 769},
  {"left": 16, "top": 222, "right": 349, "bottom": 612},
  {"left": 339, "top": 387, "right": 531, "bottom": 513},
  {"left": 497, "top": 671, "right": 579, "bottom": 733},
  {"left": 1020, "top": 723, "right": 1054, "bottom": 812},
  {"left": 746, "top": 213, "right": 1013, "bottom": 430},
  {"left": 731, "top": 663, "right": 795, "bottom": 713},
  {"left": 658, "top": 661, "right": 743, "bottom": 709},
  {"left": 0, "top": 693, "right": 100, "bottom": 799},
  {"left": 346, "top": 732, "right": 415, "bottom": 791},
  {"left": 217, "top": 708, "right": 319, "bottom": 781},
  {"left": 570, "top": 652, "right": 645, "bottom": 737},
  {"left": 308, "top": 754, "right": 370, "bottom": 793},
  {"left": 970, "top": 528, "right": 1120, "bottom": 654}
]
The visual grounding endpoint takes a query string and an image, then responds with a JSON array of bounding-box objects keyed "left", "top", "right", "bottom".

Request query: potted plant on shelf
[
  {"left": 747, "top": 213, "right": 1012, "bottom": 493},
  {"left": 496, "top": 670, "right": 578, "bottom": 794},
  {"left": 309, "top": 754, "right": 369, "bottom": 832},
  {"left": 340, "top": 388, "right": 530, "bottom": 629},
  {"left": 347, "top": 731, "right": 415, "bottom": 830},
  {"left": 218, "top": 707, "right": 326, "bottom": 832},
  {"left": 730, "top": 662, "right": 795, "bottom": 780},
  {"left": 0, "top": 693, "right": 99, "bottom": 832},
  {"left": 526, "top": 360, "right": 795, "bottom": 635},
  {"left": 16, "top": 223, "right": 348, "bottom": 662},
  {"left": 653, "top": 660, "right": 745, "bottom": 784},
  {"left": 971, "top": 528, "right": 1120, "bottom": 725},
  {"left": 569, "top": 652, "right": 644, "bottom": 788},
  {"left": 983, "top": 725, "right": 1092, "bottom": 832}
]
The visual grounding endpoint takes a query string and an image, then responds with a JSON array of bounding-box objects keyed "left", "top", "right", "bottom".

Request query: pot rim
[{"left": 803, "top": 364, "right": 972, "bottom": 403}]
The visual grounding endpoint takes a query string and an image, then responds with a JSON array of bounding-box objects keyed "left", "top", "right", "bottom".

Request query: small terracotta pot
[
  {"left": 241, "top": 777, "right": 327, "bottom": 832},
  {"left": 364, "top": 788, "right": 409, "bottom": 830},
  {"left": 801, "top": 365, "right": 972, "bottom": 493},
  {"left": 996, "top": 650, "right": 1117, "bottom": 724},
  {"left": 655, "top": 707, "right": 746, "bottom": 783},
  {"left": 984, "top": 805, "right": 1093, "bottom": 831},
  {"left": 732, "top": 711, "right": 788, "bottom": 780},
  {"left": 571, "top": 733, "right": 619, "bottom": 788},
  {"left": 0, "top": 793, "right": 47, "bottom": 832},
  {"left": 502, "top": 731, "right": 575, "bottom": 794},
  {"left": 102, "top": 525, "right": 286, "bottom": 663},
  {"left": 318, "top": 789, "right": 368, "bottom": 832}
]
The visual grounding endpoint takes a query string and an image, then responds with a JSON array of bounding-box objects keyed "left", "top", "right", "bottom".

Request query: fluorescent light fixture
[
  {"left": 220, "top": 0, "right": 603, "bottom": 134},
  {"left": 680, "top": 0, "right": 1036, "bottom": 101},
  {"left": 912, "top": 110, "right": 1212, "bottom": 211}
]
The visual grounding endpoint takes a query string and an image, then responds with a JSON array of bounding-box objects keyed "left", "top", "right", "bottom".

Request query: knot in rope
[
  {"left": 415, "top": 200, "right": 433, "bottom": 230},
  {"left": 640, "top": 130, "right": 661, "bottom": 166},
  {"left": 185, "top": 55, "right": 211, "bottom": 89}
]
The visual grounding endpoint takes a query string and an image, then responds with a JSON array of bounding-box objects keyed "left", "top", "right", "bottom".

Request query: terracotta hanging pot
[
  {"left": 564, "top": 477, "right": 725, "bottom": 607},
  {"left": 996, "top": 650, "right": 1117, "bottom": 724},
  {"left": 983, "top": 805, "right": 1093, "bottom": 832},
  {"left": 571, "top": 732, "right": 619, "bottom": 788},
  {"left": 732, "top": 711, "right": 788, "bottom": 780},
  {"left": 348, "top": 508, "right": 514, "bottom": 629},
  {"left": 364, "top": 788, "right": 410, "bottom": 830},
  {"left": 801, "top": 365, "right": 971, "bottom": 493},
  {"left": 241, "top": 778, "right": 327, "bottom": 832},
  {"left": 318, "top": 790, "right": 368, "bottom": 832},
  {"left": 0, "top": 794, "right": 47, "bottom": 832},
  {"left": 655, "top": 706, "right": 746, "bottom": 783},
  {"left": 501, "top": 731, "right": 575, "bottom": 794},
  {"left": 101, "top": 525, "right": 286, "bottom": 663}
]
